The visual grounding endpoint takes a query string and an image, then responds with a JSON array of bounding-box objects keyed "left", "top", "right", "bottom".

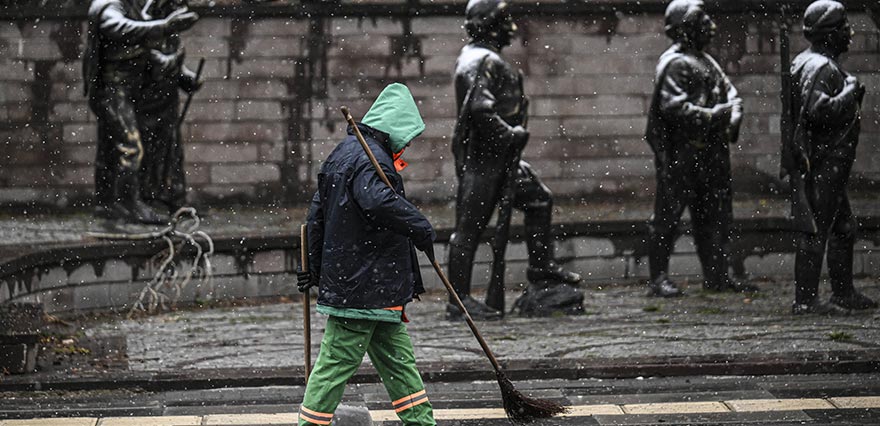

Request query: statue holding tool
[{"left": 449, "top": 0, "right": 583, "bottom": 320}]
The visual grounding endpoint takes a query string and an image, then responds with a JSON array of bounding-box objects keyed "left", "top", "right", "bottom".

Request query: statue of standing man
[
  {"left": 139, "top": 0, "right": 203, "bottom": 213},
  {"left": 448, "top": 0, "right": 582, "bottom": 321},
  {"left": 645, "top": 0, "right": 757, "bottom": 297},
  {"left": 784, "top": 0, "right": 877, "bottom": 315},
  {"left": 84, "top": 0, "right": 197, "bottom": 224}
]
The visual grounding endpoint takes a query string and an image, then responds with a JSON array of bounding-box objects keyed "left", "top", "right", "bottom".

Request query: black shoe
[
  {"left": 648, "top": 275, "right": 683, "bottom": 298},
  {"left": 830, "top": 292, "right": 878, "bottom": 310},
  {"left": 792, "top": 301, "right": 847, "bottom": 316},
  {"left": 446, "top": 295, "right": 503, "bottom": 321},
  {"left": 706, "top": 278, "right": 760, "bottom": 293},
  {"left": 124, "top": 200, "right": 169, "bottom": 225},
  {"left": 527, "top": 262, "right": 582, "bottom": 285}
]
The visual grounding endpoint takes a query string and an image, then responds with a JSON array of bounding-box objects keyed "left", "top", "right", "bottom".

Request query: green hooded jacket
[
  {"left": 361, "top": 83, "right": 425, "bottom": 153},
  {"left": 316, "top": 83, "right": 427, "bottom": 324}
]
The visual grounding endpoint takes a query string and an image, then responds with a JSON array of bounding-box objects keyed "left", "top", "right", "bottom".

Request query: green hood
[{"left": 361, "top": 83, "right": 425, "bottom": 153}]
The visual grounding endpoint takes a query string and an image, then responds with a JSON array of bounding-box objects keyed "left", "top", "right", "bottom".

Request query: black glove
[
  {"left": 297, "top": 268, "right": 315, "bottom": 293},
  {"left": 415, "top": 240, "right": 435, "bottom": 263}
]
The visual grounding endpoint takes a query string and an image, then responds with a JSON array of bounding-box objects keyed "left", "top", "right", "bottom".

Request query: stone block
[
  {"left": 73, "top": 283, "right": 111, "bottom": 312},
  {"left": 532, "top": 95, "right": 646, "bottom": 117},
  {"left": 67, "top": 263, "right": 98, "bottom": 286},
  {"left": 180, "top": 37, "right": 229, "bottom": 59},
  {"left": 248, "top": 19, "right": 310, "bottom": 36},
  {"left": 98, "top": 416, "right": 201, "bottom": 426},
  {"left": 331, "top": 17, "right": 401, "bottom": 36},
  {"left": 186, "top": 101, "right": 235, "bottom": 122},
  {"left": 242, "top": 36, "right": 301, "bottom": 58},
  {"left": 0, "top": 188, "right": 42, "bottom": 204},
  {"left": 236, "top": 100, "right": 282, "bottom": 120},
  {"left": 204, "top": 412, "right": 298, "bottom": 425},
  {"left": 0, "top": 61, "right": 34, "bottom": 81},
  {"left": 188, "top": 17, "right": 230, "bottom": 37},
  {"left": 230, "top": 58, "right": 297, "bottom": 79},
  {"left": 211, "top": 163, "right": 280, "bottom": 184},
  {"left": 186, "top": 142, "right": 258, "bottom": 163},
  {"left": 186, "top": 121, "right": 284, "bottom": 143},
  {"left": 15, "top": 40, "right": 61, "bottom": 61},
  {"left": 211, "top": 275, "right": 261, "bottom": 300},
  {"left": 252, "top": 250, "right": 287, "bottom": 274},
  {"left": 667, "top": 252, "right": 703, "bottom": 278},
  {"left": 107, "top": 280, "right": 146, "bottom": 311},
  {"left": 0, "top": 81, "right": 28, "bottom": 104},
  {"left": 50, "top": 102, "right": 90, "bottom": 122},
  {"left": 64, "top": 123, "right": 97, "bottom": 144},
  {"left": 561, "top": 116, "right": 647, "bottom": 138}
]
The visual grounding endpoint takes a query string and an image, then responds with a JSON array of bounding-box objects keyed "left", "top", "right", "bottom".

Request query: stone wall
[{"left": 1, "top": 2, "right": 879, "bottom": 208}]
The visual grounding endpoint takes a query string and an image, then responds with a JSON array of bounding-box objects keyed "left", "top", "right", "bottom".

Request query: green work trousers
[{"left": 298, "top": 316, "right": 435, "bottom": 426}]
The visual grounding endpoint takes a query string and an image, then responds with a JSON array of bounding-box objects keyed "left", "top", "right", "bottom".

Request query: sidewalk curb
[{"left": 2, "top": 350, "right": 877, "bottom": 392}]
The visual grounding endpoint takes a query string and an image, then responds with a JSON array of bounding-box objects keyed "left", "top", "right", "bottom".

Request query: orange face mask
[{"left": 393, "top": 148, "right": 408, "bottom": 172}]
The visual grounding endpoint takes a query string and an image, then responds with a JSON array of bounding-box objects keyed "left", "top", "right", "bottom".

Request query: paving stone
[
  {"left": 829, "top": 396, "right": 880, "bottom": 409},
  {"left": 621, "top": 401, "right": 729, "bottom": 415},
  {"left": 726, "top": 398, "right": 835, "bottom": 412},
  {"left": 96, "top": 416, "right": 201, "bottom": 426},
  {"left": 0, "top": 419, "right": 97, "bottom": 426},
  {"left": 203, "top": 412, "right": 297, "bottom": 425}
]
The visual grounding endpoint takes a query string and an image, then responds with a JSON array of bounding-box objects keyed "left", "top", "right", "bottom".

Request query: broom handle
[
  {"left": 339, "top": 105, "right": 503, "bottom": 374},
  {"left": 341, "top": 106, "right": 393, "bottom": 188},
  {"left": 300, "top": 224, "right": 312, "bottom": 384}
]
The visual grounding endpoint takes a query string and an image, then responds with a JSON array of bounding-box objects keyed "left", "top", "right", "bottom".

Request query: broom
[{"left": 339, "top": 106, "right": 567, "bottom": 423}]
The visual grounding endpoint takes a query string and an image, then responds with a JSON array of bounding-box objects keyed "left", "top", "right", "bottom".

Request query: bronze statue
[
  {"left": 84, "top": 0, "right": 197, "bottom": 224},
  {"left": 645, "top": 0, "right": 757, "bottom": 297},
  {"left": 138, "top": 0, "right": 202, "bottom": 213},
  {"left": 448, "top": 0, "right": 582, "bottom": 320},
  {"left": 784, "top": 0, "right": 877, "bottom": 315}
]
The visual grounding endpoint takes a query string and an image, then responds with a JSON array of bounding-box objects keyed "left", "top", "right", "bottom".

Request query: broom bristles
[{"left": 496, "top": 370, "right": 568, "bottom": 424}]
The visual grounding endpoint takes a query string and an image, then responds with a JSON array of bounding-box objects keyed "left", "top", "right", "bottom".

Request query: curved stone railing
[{"left": 2, "top": 217, "right": 878, "bottom": 315}]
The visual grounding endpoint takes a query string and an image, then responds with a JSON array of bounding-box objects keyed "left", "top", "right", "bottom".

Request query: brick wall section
[{"left": 0, "top": 7, "right": 879, "bottom": 207}]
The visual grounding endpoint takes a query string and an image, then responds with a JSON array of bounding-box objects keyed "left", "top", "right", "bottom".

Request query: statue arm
[
  {"left": 469, "top": 62, "right": 519, "bottom": 151},
  {"left": 807, "top": 64, "right": 860, "bottom": 124},
  {"left": 658, "top": 60, "right": 715, "bottom": 124},
  {"left": 724, "top": 76, "right": 743, "bottom": 143},
  {"left": 99, "top": 3, "right": 168, "bottom": 42}
]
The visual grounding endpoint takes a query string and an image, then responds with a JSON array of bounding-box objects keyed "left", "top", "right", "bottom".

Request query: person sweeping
[{"left": 296, "top": 83, "right": 437, "bottom": 426}]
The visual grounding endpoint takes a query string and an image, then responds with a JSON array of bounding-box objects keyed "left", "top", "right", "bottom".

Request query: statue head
[
  {"left": 465, "top": 0, "right": 517, "bottom": 49},
  {"left": 664, "top": 0, "right": 715, "bottom": 51},
  {"left": 803, "top": 0, "right": 852, "bottom": 55}
]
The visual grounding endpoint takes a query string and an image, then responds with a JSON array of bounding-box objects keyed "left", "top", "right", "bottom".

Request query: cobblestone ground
[{"left": 86, "top": 278, "right": 880, "bottom": 371}]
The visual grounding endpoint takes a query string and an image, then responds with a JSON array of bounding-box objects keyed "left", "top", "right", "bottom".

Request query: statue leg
[
  {"left": 92, "top": 108, "right": 116, "bottom": 210},
  {"left": 824, "top": 162, "right": 877, "bottom": 310},
  {"left": 648, "top": 164, "right": 686, "bottom": 296},
  {"left": 827, "top": 195, "right": 855, "bottom": 296},
  {"left": 447, "top": 168, "right": 503, "bottom": 320},
  {"left": 514, "top": 161, "right": 581, "bottom": 284},
  {"left": 97, "top": 88, "right": 166, "bottom": 225},
  {"left": 691, "top": 150, "right": 755, "bottom": 292},
  {"left": 793, "top": 160, "right": 842, "bottom": 313}
]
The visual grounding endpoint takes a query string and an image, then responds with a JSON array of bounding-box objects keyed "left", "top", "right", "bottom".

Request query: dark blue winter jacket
[{"left": 306, "top": 124, "right": 435, "bottom": 309}]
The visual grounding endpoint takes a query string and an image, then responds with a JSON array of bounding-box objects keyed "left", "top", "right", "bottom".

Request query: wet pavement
[{"left": 74, "top": 277, "right": 880, "bottom": 372}]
